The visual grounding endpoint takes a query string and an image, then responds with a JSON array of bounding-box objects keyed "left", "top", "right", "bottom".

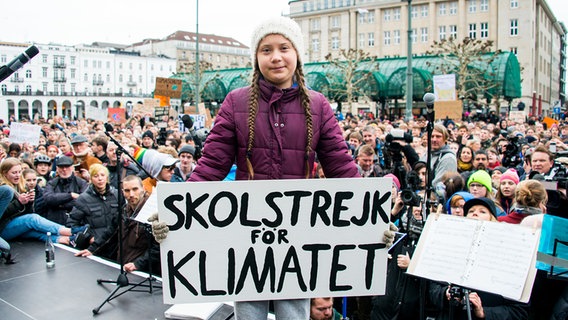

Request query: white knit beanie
[{"left": 250, "top": 16, "right": 304, "bottom": 65}]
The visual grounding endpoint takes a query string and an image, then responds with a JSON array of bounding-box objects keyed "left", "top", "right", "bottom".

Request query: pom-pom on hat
[
  {"left": 500, "top": 168, "right": 520, "bottom": 185},
  {"left": 250, "top": 16, "right": 304, "bottom": 65},
  {"left": 467, "top": 170, "right": 492, "bottom": 193},
  {"left": 384, "top": 173, "right": 401, "bottom": 191}
]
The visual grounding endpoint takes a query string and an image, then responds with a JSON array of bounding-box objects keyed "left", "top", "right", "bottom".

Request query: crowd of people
[{"left": 1, "top": 16, "right": 567, "bottom": 320}]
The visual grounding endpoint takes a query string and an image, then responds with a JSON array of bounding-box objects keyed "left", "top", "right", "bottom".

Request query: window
[
  {"left": 129, "top": 63, "right": 133, "bottom": 70},
  {"left": 98, "top": 61, "right": 102, "bottom": 68},
  {"left": 480, "top": 22, "right": 488, "bottom": 38},
  {"left": 384, "top": 31, "right": 391, "bottom": 45},
  {"left": 92, "top": 60, "right": 96, "bottom": 68},
  {"left": 420, "top": 28, "right": 428, "bottom": 42},
  {"left": 368, "top": 10, "right": 375, "bottom": 23},
  {"left": 42, "top": 67, "right": 48, "bottom": 78},
  {"left": 331, "top": 16, "right": 340, "bottom": 28},
  {"left": 24, "top": 70, "right": 31, "bottom": 78},
  {"left": 510, "top": 0, "right": 518, "bottom": 8},
  {"left": 332, "top": 36, "right": 339, "bottom": 49},
  {"left": 421, "top": 5, "right": 428, "bottom": 17},
  {"left": 480, "top": 0, "right": 488, "bottom": 11},
  {"left": 439, "top": 26, "right": 447, "bottom": 40},
  {"left": 469, "top": 23, "right": 477, "bottom": 39},
  {"left": 26, "top": 85, "right": 32, "bottom": 94},
  {"left": 393, "top": 8, "right": 400, "bottom": 20},
  {"left": 411, "top": 6, "right": 418, "bottom": 18},
  {"left": 394, "top": 30, "right": 401, "bottom": 44},
  {"left": 510, "top": 19, "right": 518, "bottom": 36},
  {"left": 439, "top": 3, "right": 446, "bottom": 15},
  {"left": 0, "top": 55, "right": 5, "bottom": 63},
  {"left": 70, "top": 56, "right": 76, "bottom": 65},
  {"left": 450, "top": 25, "right": 458, "bottom": 39},
  {"left": 119, "top": 62, "right": 123, "bottom": 69},
  {"left": 139, "top": 75, "right": 142, "bottom": 82},
  {"left": 119, "top": 75, "right": 123, "bottom": 82},
  {"left": 84, "top": 73, "right": 88, "bottom": 81},
  {"left": 509, "top": 47, "right": 517, "bottom": 55},
  {"left": 468, "top": 0, "right": 477, "bottom": 13},
  {"left": 384, "top": 9, "right": 391, "bottom": 21},
  {"left": 1, "top": 84, "right": 6, "bottom": 93},
  {"left": 359, "top": 33, "right": 365, "bottom": 48},
  {"left": 368, "top": 33, "right": 375, "bottom": 47},
  {"left": 312, "top": 38, "right": 320, "bottom": 52},
  {"left": 358, "top": 12, "right": 366, "bottom": 24},
  {"left": 311, "top": 18, "right": 320, "bottom": 31},
  {"left": 84, "top": 60, "right": 88, "bottom": 68},
  {"left": 449, "top": 2, "right": 458, "bottom": 15},
  {"left": 42, "top": 55, "right": 48, "bottom": 63},
  {"left": 412, "top": 29, "right": 417, "bottom": 43}
]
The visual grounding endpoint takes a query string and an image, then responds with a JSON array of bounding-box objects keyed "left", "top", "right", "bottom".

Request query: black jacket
[{"left": 43, "top": 175, "right": 88, "bottom": 225}]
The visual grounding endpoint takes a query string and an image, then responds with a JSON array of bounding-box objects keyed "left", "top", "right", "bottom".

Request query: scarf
[{"left": 457, "top": 159, "right": 472, "bottom": 172}]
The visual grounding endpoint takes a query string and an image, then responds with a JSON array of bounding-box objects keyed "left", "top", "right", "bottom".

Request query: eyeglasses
[
  {"left": 163, "top": 165, "right": 176, "bottom": 171},
  {"left": 469, "top": 183, "right": 484, "bottom": 189}
]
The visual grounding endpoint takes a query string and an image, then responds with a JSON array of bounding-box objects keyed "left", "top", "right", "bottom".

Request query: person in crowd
[
  {"left": 528, "top": 145, "right": 568, "bottom": 216},
  {"left": 105, "top": 142, "right": 139, "bottom": 190},
  {"left": 141, "top": 130, "right": 156, "bottom": 149},
  {"left": 466, "top": 170, "right": 506, "bottom": 217},
  {"left": 310, "top": 297, "right": 342, "bottom": 320},
  {"left": 456, "top": 146, "right": 474, "bottom": 173},
  {"left": 486, "top": 148, "right": 501, "bottom": 170},
  {"left": 8, "top": 143, "right": 21, "bottom": 158},
  {"left": 359, "top": 125, "right": 385, "bottom": 167},
  {"left": 471, "top": 149, "right": 489, "bottom": 171},
  {"left": 90, "top": 134, "right": 110, "bottom": 165},
  {"left": 489, "top": 166, "right": 507, "bottom": 190},
  {"left": 420, "top": 124, "right": 457, "bottom": 186},
  {"left": 173, "top": 144, "right": 196, "bottom": 181},
  {"left": 498, "top": 179, "right": 546, "bottom": 224},
  {"left": 132, "top": 146, "right": 180, "bottom": 193},
  {"left": 75, "top": 175, "right": 161, "bottom": 275},
  {"left": 347, "top": 131, "right": 363, "bottom": 158},
  {"left": 495, "top": 168, "right": 519, "bottom": 215},
  {"left": 70, "top": 164, "right": 119, "bottom": 260},
  {"left": 428, "top": 197, "right": 529, "bottom": 320},
  {"left": 0, "top": 158, "right": 85, "bottom": 246},
  {"left": 70, "top": 134, "right": 102, "bottom": 182},
  {"left": 33, "top": 154, "right": 52, "bottom": 187},
  {"left": 356, "top": 145, "right": 383, "bottom": 177},
  {"left": 57, "top": 136, "right": 73, "bottom": 157},
  {"left": 148, "top": 16, "right": 396, "bottom": 320},
  {"left": 19, "top": 168, "right": 46, "bottom": 217},
  {"left": 43, "top": 156, "right": 88, "bottom": 225},
  {"left": 445, "top": 191, "right": 474, "bottom": 216}
]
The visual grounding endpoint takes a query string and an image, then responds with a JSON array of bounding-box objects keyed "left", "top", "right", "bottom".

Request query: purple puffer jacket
[{"left": 189, "top": 79, "right": 359, "bottom": 181}]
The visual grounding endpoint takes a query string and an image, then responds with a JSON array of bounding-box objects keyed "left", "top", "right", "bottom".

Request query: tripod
[{"left": 92, "top": 127, "right": 162, "bottom": 315}]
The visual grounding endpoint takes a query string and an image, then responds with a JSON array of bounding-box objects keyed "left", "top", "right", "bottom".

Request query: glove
[
  {"left": 148, "top": 213, "right": 169, "bottom": 243},
  {"left": 383, "top": 222, "right": 398, "bottom": 248}
]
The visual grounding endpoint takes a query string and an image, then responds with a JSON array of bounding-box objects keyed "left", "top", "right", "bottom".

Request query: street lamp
[
  {"left": 404, "top": 0, "right": 413, "bottom": 121},
  {"left": 195, "top": 0, "right": 200, "bottom": 108}
]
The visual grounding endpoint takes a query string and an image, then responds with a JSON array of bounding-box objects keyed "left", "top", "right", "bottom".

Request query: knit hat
[
  {"left": 250, "top": 16, "right": 304, "bottom": 65},
  {"left": 133, "top": 147, "right": 179, "bottom": 178},
  {"left": 467, "top": 170, "right": 492, "bottom": 193},
  {"left": 500, "top": 168, "right": 520, "bottom": 185},
  {"left": 526, "top": 136, "right": 537, "bottom": 144},
  {"left": 178, "top": 144, "right": 196, "bottom": 157},
  {"left": 384, "top": 173, "right": 401, "bottom": 191},
  {"left": 463, "top": 197, "right": 497, "bottom": 218},
  {"left": 142, "top": 130, "right": 154, "bottom": 140},
  {"left": 445, "top": 191, "right": 474, "bottom": 215}
]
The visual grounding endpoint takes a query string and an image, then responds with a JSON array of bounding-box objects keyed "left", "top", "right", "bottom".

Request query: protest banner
[
  {"left": 155, "top": 77, "right": 183, "bottom": 98},
  {"left": 408, "top": 214, "right": 540, "bottom": 302},
  {"left": 157, "top": 177, "right": 391, "bottom": 304},
  {"left": 434, "top": 100, "right": 462, "bottom": 120},
  {"left": 433, "top": 74, "right": 456, "bottom": 101},
  {"left": 85, "top": 105, "right": 108, "bottom": 122},
  {"left": 107, "top": 108, "right": 126, "bottom": 124},
  {"left": 8, "top": 122, "right": 41, "bottom": 145}
]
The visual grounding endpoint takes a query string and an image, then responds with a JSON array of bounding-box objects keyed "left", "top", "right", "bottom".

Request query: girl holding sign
[{"left": 151, "top": 16, "right": 396, "bottom": 320}]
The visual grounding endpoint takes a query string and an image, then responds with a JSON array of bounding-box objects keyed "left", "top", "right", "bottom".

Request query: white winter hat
[{"left": 250, "top": 16, "right": 304, "bottom": 65}]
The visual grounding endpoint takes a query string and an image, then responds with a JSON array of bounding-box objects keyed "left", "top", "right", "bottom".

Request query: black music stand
[{"left": 92, "top": 129, "right": 162, "bottom": 315}]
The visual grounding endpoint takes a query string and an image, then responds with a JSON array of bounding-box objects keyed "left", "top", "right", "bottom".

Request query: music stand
[{"left": 92, "top": 129, "right": 162, "bottom": 315}]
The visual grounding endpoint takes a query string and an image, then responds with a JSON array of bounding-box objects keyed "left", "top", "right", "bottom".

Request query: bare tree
[
  {"left": 324, "top": 49, "right": 378, "bottom": 113},
  {"left": 177, "top": 60, "right": 213, "bottom": 104},
  {"left": 426, "top": 37, "right": 502, "bottom": 111}
]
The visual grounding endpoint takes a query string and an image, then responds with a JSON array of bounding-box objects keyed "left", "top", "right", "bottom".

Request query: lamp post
[
  {"left": 195, "top": 0, "right": 200, "bottom": 108},
  {"left": 405, "top": 0, "right": 413, "bottom": 121}
]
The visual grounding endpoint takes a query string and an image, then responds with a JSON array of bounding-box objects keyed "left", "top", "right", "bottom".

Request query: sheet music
[{"left": 408, "top": 215, "right": 540, "bottom": 302}]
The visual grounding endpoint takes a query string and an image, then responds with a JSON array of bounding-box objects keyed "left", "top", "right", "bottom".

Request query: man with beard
[
  {"left": 70, "top": 134, "right": 101, "bottom": 182},
  {"left": 310, "top": 298, "right": 341, "bottom": 320},
  {"left": 472, "top": 150, "right": 489, "bottom": 171}
]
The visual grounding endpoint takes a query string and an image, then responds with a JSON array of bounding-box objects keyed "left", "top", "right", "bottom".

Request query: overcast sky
[{"left": 0, "top": 0, "right": 566, "bottom": 47}]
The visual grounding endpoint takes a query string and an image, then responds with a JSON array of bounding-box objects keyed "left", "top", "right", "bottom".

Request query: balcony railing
[
  {"left": 126, "top": 81, "right": 137, "bottom": 86},
  {"left": 10, "top": 77, "right": 24, "bottom": 83},
  {"left": 53, "top": 77, "right": 67, "bottom": 83},
  {"left": 92, "top": 80, "right": 104, "bottom": 86},
  {"left": 53, "top": 62, "right": 67, "bottom": 68},
  {"left": 1, "top": 90, "right": 153, "bottom": 98}
]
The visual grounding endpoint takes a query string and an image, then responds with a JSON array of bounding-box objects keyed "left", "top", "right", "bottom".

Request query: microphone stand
[{"left": 92, "top": 129, "right": 161, "bottom": 315}]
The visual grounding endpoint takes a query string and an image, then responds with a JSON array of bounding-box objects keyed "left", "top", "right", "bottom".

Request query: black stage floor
[{"left": 0, "top": 240, "right": 171, "bottom": 320}]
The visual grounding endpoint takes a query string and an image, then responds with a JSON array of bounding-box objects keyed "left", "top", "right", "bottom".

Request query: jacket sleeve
[
  {"left": 483, "top": 298, "right": 529, "bottom": 320},
  {"left": 43, "top": 180, "right": 74, "bottom": 207},
  {"left": 33, "top": 187, "right": 47, "bottom": 217},
  {"left": 432, "top": 153, "right": 457, "bottom": 185},
  {"left": 66, "top": 197, "right": 87, "bottom": 227},
  {"left": 313, "top": 94, "right": 359, "bottom": 179},
  {"left": 402, "top": 144, "right": 419, "bottom": 168}
]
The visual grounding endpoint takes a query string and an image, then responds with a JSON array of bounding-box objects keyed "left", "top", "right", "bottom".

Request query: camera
[
  {"left": 448, "top": 286, "right": 472, "bottom": 310},
  {"left": 501, "top": 134, "right": 523, "bottom": 167},
  {"left": 156, "top": 122, "right": 168, "bottom": 146}
]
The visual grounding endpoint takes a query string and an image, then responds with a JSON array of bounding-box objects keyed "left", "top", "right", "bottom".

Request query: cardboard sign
[
  {"left": 157, "top": 177, "right": 391, "bottom": 304},
  {"left": 107, "top": 108, "right": 126, "bottom": 124},
  {"left": 8, "top": 122, "right": 41, "bottom": 145},
  {"left": 85, "top": 106, "right": 108, "bottom": 122},
  {"left": 155, "top": 77, "right": 183, "bottom": 98},
  {"left": 434, "top": 100, "right": 463, "bottom": 120},
  {"left": 132, "top": 101, "right": 158, "bottom": 117}
]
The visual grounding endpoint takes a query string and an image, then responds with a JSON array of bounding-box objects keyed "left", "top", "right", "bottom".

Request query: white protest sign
[
  {"left": 8, "top": 122, "right": 41, "bottom": 145},
  {"left": 157, "top": 177, "right": 391, "bottom": 304},
  {"left": 85, "top": 106, "right": 108, "bottom": 121}
]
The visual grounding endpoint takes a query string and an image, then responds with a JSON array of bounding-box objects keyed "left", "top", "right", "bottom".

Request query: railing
[
  {"left": 10, "top": 77, "right": 24, "bottom": 83},
  {"left": 92, "top": 80, "right": 104, "bottom": 86},
  {"left": 126, "top": 81, "right": 137, "bottom": 86},
  {"left": 53, "top": 77, "right": 67, "bottom": 83},
  {"left": 53, "top": 62, "right": 67, "bottom": 68}
]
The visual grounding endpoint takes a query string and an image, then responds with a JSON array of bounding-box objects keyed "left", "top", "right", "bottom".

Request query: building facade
[
  {"left": 288, "top": 0, "right": 566, "bottom": 115},
  {"left": 0, "top": 41, "right": 177, "bottom": 121}
]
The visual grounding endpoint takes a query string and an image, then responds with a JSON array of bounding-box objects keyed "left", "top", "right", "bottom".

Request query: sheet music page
[
  {"left": 410, "top": 215, "right": 478, "bottom": 284},
  {"left": 466, "top": 222, "right": 539, "bottom": 300}
]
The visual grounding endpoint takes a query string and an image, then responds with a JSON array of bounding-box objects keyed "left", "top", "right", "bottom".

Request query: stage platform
[{"left": 0, "top": 240, "right": 170, "bottom": 320}]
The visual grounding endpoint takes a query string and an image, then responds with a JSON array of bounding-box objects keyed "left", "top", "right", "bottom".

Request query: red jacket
[{"left": 190, "top": 79, "right": 359, "bottom": 181}]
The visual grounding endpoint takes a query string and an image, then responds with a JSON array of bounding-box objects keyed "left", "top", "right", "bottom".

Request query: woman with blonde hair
[
  {"left": 498, "top": 179, "right": 547, "bottom": 224},
  {"left": 0, "top": 158, "right": 83, "bottom": 245}
]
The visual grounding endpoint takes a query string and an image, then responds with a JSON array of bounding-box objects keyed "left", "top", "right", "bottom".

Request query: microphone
[
  {"left": 423, "top": 92, "right": 436, "bottom": 110},
  {"left": 104, "top": 123, "right": 114, "bottom": 133},
  {"left": 181, "top": 114, "right": 194, "bottom": 130},
  {"left": 0, "top": 45, "right": 40, "bottom": 83}
]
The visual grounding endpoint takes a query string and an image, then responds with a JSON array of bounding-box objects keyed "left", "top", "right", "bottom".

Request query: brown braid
[
  {"left": 295, "top": 64, "right": 313, "bottom": 178},
  {"left": 246, "top": 69, "right": 261, "bottom": 180}
]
